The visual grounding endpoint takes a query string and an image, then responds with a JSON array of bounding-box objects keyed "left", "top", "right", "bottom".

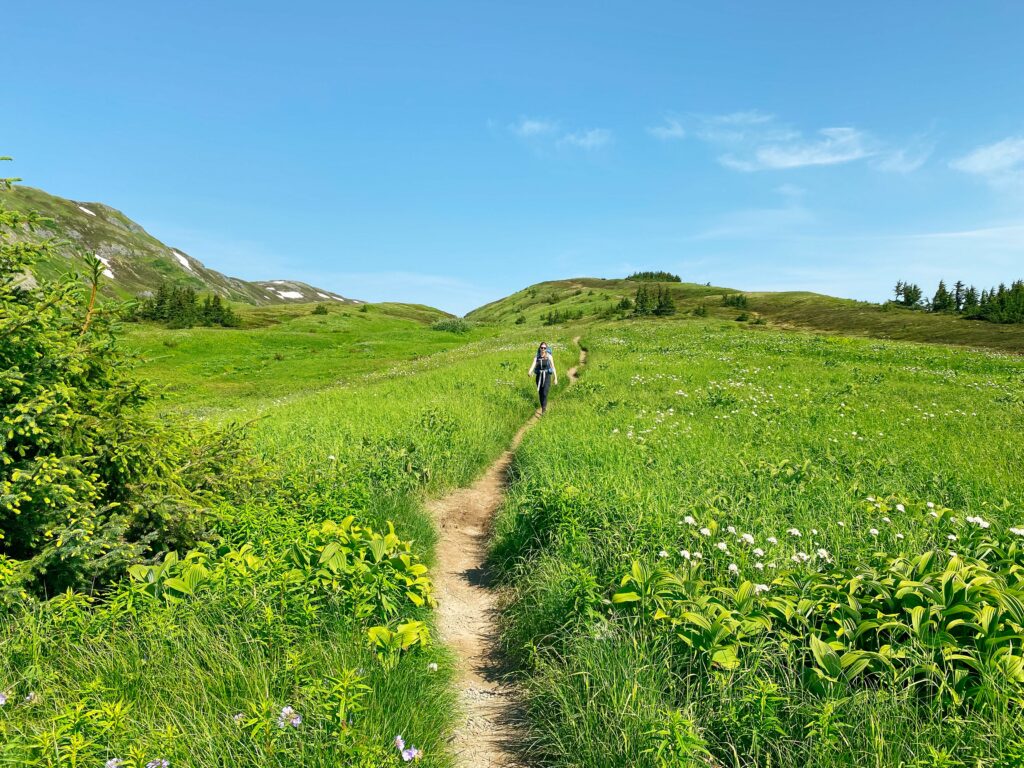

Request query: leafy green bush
[
  {"left": 0, "top": 171, "right": 244, "bottom": 598},
  {"left": 430, "top": 317, "right": 471, "bottom": 333}
]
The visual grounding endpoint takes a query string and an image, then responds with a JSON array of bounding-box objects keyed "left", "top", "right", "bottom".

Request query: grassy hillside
[
  {"left": 125, "top": 301, "right": 477, "bottom": 414},
  {"left": 467, "top": 277, "right": 1024, "bottom": 354},
  {"left": 0, "top": 184, "right": 355, "bottom": 305}
]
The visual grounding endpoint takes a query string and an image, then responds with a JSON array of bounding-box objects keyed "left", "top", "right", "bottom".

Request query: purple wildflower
[
  {"left": 402, "top": 746, "right": 422, "bottom": 761},
  {"left": 395, "top": 735, "right": 406, "bottom": 750},
  {"left": 277, "top": 706, "right": 301, "bottom": 728},
  {"left": 145, "top": 760, "right": 169, "bottom": 768},
  {"left": 0, "top": 692, "right": 7, "bottom": 707},
  {"left": 105, "top": 760, "right": 123, "bottom": 768},
  {"left": 232, "top": 712, "right": 245, "bottom": 724}
]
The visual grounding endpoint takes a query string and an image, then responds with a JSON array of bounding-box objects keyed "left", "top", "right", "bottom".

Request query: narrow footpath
[{"left": 428, "top": 336, "right": 586, "bottom": 768}]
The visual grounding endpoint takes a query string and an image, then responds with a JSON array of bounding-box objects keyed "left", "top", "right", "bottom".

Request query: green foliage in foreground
[
  {"left": 2, "top": 264, "right": 555, "bottom": 765},
  {"left": 1, "top": 176, "right": 242, "bottom": 599},
  {"left": 493, "top": 322, "right": 1024, "bottom": 767}
]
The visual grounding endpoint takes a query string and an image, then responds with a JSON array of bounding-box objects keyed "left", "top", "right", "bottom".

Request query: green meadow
[
  {"left": 493, "top": 322, "right": 1024, "bottom": 766},
  {"left": 4, "top": 255, "right": 1024, "bottom": 766}
]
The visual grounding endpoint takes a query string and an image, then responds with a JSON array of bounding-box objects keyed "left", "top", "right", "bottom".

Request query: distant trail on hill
[{"left": 429, "top": 336, "right": 585, "bottom": 767}]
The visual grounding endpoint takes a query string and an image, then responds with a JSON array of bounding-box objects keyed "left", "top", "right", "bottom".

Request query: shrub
[
  {"left": 312, "top": 303, "right": 329, "bottom": 315},
  {"left": 430, "top": 317, "right": 472, "bottom": 334},
  {"left": 1, "top": 168, "right": 245, "bottom": 599},
  {"left": 722, "top": 293, "right": 748, "bottom": 309}
]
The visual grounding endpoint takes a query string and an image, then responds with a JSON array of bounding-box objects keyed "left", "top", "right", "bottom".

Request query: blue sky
[{"left": 5, "top": 2, "right": 1024, "bottom": 314}]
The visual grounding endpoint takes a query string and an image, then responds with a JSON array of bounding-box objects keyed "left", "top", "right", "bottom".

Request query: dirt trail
[{"left": 429, "top": 337, "right": 585, "bottom": 768}]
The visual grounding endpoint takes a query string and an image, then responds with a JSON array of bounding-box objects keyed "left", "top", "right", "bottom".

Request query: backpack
[{"left": 535, "top": 351, "right": 552, "bottom": 373}]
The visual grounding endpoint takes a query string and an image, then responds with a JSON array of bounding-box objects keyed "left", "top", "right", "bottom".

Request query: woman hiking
[{"left": 528, "top": 341, "right": 558, "bottom": 414}]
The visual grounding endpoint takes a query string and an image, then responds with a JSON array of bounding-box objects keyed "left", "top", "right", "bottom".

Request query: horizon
[{"left": 5, "top": 2, "right": 1024, "bottom": 315}]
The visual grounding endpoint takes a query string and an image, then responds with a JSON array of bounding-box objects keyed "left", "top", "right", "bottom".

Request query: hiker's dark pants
[{"left": 536, "top": 371, "right": 552, "bottom": 411}]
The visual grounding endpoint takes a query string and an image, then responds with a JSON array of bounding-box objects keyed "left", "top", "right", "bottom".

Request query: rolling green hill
[
  {"left": 468, "top": 277, "right": 1024, "bottom": 354},
  {"left": 0, "top": 184, "right": 356, "bottom": 305}
]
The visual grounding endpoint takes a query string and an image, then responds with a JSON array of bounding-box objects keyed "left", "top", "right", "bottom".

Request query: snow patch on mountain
[{"left": 172, "top": 250, "right": 194, "bottom": 272}]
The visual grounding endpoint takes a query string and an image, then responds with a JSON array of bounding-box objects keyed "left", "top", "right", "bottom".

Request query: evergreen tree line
[
  {"left": 894, "top": 279, "right": 1024, "bottom": 324},
  {"left": 543, "top": 307, "right": 584, "bottom": 325},
  {"left": 633, "top": 284, "right": 676, "bottom": 316},
  {"left": 137, "top": 283, "right": 240, "bottom": 328},
  {"left": 627, "top": 270, "right": 681, "bottom": 282}
]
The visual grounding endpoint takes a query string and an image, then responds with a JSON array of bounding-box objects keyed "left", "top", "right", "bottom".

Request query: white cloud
[
  {"left": 559, "top": 128, "right": 612, "bottom": 150},
  {"left": 873, "top": 140, "right": 934, "bottom": 173},
  {"left": 505, "top": 116, "right": 611, "bottom": 151},
  {"left": 509, "top": 117, "right": 558, "bottom": 137},
  {"left": 648, "top": 117, "right": 685, "bottom": 140},
  {"left": 672, "top": 111, "right": 925, "bottom": 175},
  {"left": 950, "top": 136, "right": 1024, "bottom": 187},
  {"left": 693, "top": 111, "right": 797, "bottom": 145},
  {"left": 724, "top": 127, "right": 872, "bottom": 171}
]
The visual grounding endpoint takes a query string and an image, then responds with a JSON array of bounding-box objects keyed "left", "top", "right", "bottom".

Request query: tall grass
[
  {"left": 0, "top": 332, "right": 565, "bottom": 766},
  {"left": 493, "top": 321, "right": 1024, "bottom": 766}
]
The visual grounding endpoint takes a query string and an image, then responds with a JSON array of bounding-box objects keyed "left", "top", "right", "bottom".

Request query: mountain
[
  {"left": 467, "top": 277, "right": 1024, "bottom": 354},
  {"left": 0, "top": 184, "right": 357, "bottom": 305}
]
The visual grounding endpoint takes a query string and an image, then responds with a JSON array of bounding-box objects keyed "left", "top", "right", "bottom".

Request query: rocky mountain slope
[{"left": 0, "top": 184, "right": 356, "bottom": 305}]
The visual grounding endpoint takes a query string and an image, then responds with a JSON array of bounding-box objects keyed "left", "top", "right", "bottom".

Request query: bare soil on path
[{"left": 428, "top": 337, "right": 585, "bottom": 768}]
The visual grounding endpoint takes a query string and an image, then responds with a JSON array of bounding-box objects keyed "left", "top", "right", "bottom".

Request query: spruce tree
[
  {"left": 634, "top": 284, "right": 652, "bottom": 316},
  {"left": 953, "top": 280, "right": 966, "bottom": 312},
  {"left": 654, "top": 285, "right": 676, "bottom": 316},
  {"left": 931, "top": 280, "right": 953, "bottom": 313}
]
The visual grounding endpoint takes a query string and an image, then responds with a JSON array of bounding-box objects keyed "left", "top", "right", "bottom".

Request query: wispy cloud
[
  {"left": 950, "top": 136, "right": 1024, "bottom": 188},
  {"left": 665, "top": 111, "right": 928, "bottom": 174},
  {"left": 559, "top": 128, "right": 612, "bottom": 150},
  {"left": 509, "top": 116, "right": 558, "bottom": 138},
  {"left": 872, "top": 139, "right": 934, "bottom": 173},
  {"left": 721, "top": 126, "right": 872, "bottom": 171},
  {"left": 647, "top": 116, "right": 685, "bottom": 140},
  {"left": 506, "top": 116, "right": 611, "bottom": 151}
]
